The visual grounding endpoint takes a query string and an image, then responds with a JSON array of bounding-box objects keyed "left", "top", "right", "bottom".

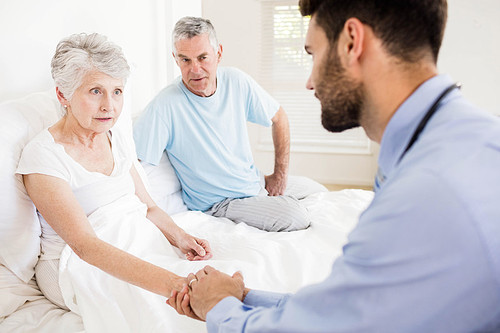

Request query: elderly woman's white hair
[
  {"left": 172, "top": 16, "right": 219, "bottom": 55},
  {"left": 51, "top": 32, "right": 130, "bottom": 101}
]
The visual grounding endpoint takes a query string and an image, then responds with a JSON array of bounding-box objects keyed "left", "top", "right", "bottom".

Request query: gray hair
[
  {"left": 51, "top": 33, "right": 130, "bottom": 101},
  {"left": 172, "top": 16, "right": 219, "bottom": 56}
]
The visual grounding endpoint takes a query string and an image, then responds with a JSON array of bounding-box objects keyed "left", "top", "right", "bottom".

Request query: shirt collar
[{"left": 377, "top": 74, "right": 454, "bottom": 183}]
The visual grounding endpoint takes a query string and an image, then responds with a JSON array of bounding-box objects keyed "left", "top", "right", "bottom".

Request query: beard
[{"left": 314, "top": 48, "right": 364, "bottom": 133}]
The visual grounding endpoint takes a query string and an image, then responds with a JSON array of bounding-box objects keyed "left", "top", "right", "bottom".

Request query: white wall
[
  {"left": 0, "top": 0, "right": 201, "bottom": 116},
  {"left": 1, "top": 1, "right": 498, "bottom": 186},
  {"left": 203, "top": 0, "right": 500, "bottom": 185},
  {"left": 439, "top": 0, "right": 500, "bottom": 115}
]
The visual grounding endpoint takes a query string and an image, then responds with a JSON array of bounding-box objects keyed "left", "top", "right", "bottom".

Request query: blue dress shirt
[{"left": 206, "top": 74, "right": 500, "bottom": 332}]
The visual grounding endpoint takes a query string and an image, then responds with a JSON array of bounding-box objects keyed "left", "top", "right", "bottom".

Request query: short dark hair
[{"left": 299, "top": 0, "right": 447, "bottom": 63}]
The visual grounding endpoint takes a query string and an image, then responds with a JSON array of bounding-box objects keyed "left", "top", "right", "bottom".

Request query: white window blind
[{"left": 257, "top": 0, "right": 371, "bottom": 154}]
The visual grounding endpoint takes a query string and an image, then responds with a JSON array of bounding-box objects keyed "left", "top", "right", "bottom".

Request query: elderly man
[
  {"left": 168, "top": 0, "right": 500, "bottom": 332},
  {"left": 133, "top": 16, "right": 310, "bottom": 232}
]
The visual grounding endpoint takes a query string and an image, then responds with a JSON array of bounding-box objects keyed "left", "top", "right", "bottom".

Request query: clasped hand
[{"left": 167, "top": 265, "right": 247, "bottom": 321}]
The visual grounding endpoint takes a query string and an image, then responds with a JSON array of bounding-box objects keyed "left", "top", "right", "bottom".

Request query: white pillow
[
  {"left": 0, "top": 91, "right": 61, "bottom": 283},
  {"left": 140, "top": 152, "right": 188, "bottom": 215}
]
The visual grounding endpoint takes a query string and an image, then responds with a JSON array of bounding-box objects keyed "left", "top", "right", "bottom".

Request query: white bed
[{"left": 0, "top": 91, "right": 374, "bottom": 333}]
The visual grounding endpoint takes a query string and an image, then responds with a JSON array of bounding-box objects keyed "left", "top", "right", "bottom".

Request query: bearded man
[{"left": 168, "top": 1, "right": 500, "bottom": 332}]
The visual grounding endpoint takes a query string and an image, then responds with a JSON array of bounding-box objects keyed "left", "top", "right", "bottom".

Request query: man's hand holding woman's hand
[{"left": 167, "top": 266, "right": 248, "bottom": 321}]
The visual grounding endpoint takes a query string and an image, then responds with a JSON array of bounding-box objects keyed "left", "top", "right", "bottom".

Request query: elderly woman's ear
[
  {"left": 56, "top": 87, "right": 69, "bottom": 107},
  {"left": 55, "top": 87, "right": 69, "bottom": 109}
]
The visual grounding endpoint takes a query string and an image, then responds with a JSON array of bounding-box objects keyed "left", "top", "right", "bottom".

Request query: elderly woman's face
[{"left": 68, "top": 70, "right": 124, "bottom": 133}]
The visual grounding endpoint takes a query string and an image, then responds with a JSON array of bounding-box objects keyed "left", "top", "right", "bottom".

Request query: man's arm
[{"left": 265, "top": 106, "right": 290, "bottom": 196}]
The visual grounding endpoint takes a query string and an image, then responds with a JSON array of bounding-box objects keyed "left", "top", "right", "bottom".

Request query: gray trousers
[{"left": 205, "top": 176, "right": 326, "bottom": 232}]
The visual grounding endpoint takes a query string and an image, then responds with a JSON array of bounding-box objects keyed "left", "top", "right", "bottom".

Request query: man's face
[
  {"left": 174, "top": 33, "right": 221, "bottom": 97},
  {"left": 305, "top": 17, "right": 364, "bottom": 133}
]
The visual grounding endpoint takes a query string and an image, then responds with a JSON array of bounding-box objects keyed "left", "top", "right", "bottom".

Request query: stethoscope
[
  {"left": 397, "top": 82, "right": 461, "bottom": 163},
  {"left": 375, "top": 82, "right": 461, "bottom": 190}
]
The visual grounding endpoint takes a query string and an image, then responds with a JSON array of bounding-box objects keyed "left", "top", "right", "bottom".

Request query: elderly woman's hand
[
  {"left": 167, "top": 284, "right": 203, "bottom": 321},
  {"left": 175, "top": 232, "right": 213, "bottom": 261}
]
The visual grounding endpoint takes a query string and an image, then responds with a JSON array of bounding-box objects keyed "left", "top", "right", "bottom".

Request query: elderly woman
[{"left": 16, "top": 33, "right": 212, "bottom": 321}]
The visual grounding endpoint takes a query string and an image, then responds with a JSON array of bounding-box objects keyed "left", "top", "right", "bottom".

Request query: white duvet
[{"left": 1, "top": 189, "right": 373, "bottom": 333}]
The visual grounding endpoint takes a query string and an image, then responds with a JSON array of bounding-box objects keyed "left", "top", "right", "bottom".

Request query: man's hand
[
  {"left": 265, "top": 173, "right": 287, "bottom": 196},
  {"left": 187, "top": 266, "right": 246, "bottom": 321}
]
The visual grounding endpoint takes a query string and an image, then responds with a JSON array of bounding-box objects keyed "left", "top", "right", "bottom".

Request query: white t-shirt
[{"left": 16, "top": 128, "right": 135, "bottom": 260}]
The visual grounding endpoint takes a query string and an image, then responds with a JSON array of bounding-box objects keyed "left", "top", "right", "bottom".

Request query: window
[{"left": 258, "top": 0, "right": 371, "bottom": 154}]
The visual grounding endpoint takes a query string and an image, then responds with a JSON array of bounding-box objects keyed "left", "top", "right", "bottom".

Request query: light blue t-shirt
[
  {"left": 205, "top": 74, "right": 500, "bottom": 332},
  {"left": 133, "top": 67, "right": 280, "bottom": 211}
]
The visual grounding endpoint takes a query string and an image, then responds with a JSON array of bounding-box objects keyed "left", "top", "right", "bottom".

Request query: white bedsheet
[{"left": 0, "top": 189, "right": 373, "bottom": 333}]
